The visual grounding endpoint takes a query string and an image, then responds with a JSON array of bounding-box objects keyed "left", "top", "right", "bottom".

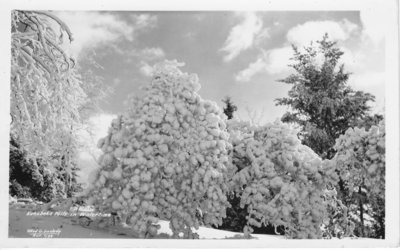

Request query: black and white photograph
[{"left": 0, "top": 0, "right": 399, "bottom": 248}]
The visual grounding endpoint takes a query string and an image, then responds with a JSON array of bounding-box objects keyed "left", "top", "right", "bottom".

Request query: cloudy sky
[
  {"left": 52, "top": 11, "right": 385, "bottom": 182},
  {"left": 56, "top": 11, "right": 385, "bottom": 120}
]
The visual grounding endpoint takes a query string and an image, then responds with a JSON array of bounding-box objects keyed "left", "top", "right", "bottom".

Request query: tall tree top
[
  {"left": 222, "top": 96, "right": 238, "bottom": 120},
  {"left": 275, "top": 34, "right": 375, "bottom": 158}
]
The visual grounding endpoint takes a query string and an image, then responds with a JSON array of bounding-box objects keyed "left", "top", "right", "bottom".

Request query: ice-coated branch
[
  {"left": 28, "top": 10, "right": 74, "bottom": 42},
  {"left": 20, "top": 46, "right": 53, "bottom": 77}
]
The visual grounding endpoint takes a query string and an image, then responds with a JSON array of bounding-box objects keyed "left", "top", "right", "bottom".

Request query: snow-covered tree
[
  {"left": 85, "top": 61, "right": 232, "bottom": 238},
  {"left": 330, "top": 119, "right": 385, "bottom": 238},
  {"left": 9, "top": 136, "right": 69, "bottom": 202},
  {"left": 227, "top": 119, "right": 352, "bottom": 239},
  {"left": 275, "top": 34, "right": 375, "bottom": 160},
  {"left": 10, "top": 10, "right": 106, "bottom": 199},
  {"left": 274, "top": 33, "right": 383, "bottom": 238}
]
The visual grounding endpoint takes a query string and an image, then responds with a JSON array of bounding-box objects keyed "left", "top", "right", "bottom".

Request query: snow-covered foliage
[
  {"left": 10, "top": 11, "right": 109, "bottom": 200},
  {"left": 85, "top": 61, "right": 232, "bottom": 238},
  {"left": 320, "top": 180, "right": 355, "bottom": 239},
  {"left": 11, "top": 11, "right": 84, "bottom": 159},
  {"left": 333, "top": 120, "right": 385, "bottom": 199},
  {"left": 228, "top": 119, "right": 346, "bottom": 239},
  {"left": 330, "top": 119, "right": 385, "bottom": 237},
  {"left": 10, "top": 10, "right": 88, "bottom": 197}
]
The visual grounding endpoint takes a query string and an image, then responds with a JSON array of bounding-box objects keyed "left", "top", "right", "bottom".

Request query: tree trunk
[
  {"left": 335, "top": 169, "right": 348, "bottom": 206},
  {"left": 358, "top": 186, "right": 365, "bottom": 237}
]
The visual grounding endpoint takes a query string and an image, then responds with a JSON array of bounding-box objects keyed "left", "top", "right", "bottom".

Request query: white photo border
[{"left": 0, "top": 0, "right": 398, "bottom": 248}]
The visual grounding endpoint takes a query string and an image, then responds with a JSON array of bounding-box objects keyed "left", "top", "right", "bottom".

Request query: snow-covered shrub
[
  {"left": 84, "top": 61, "right": 231, "bottom": 238},
  {"left": 333, "top": 120, "right": 385, "bottom": 201},
  {"left": 331, "top": 119, "right": 385, "bottom": 237},
  {"left": 320, "top": 180, "right": 355, "bottom": 239},
  {"left": 228, "top": 119, "right": 345, "bottom": 239},
  {"left": 9, "top": 135, "right": 67, "bottom": 202}
]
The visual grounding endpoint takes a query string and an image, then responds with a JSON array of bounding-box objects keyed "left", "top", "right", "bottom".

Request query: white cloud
[
  {"left": 348, "top": 71, "right": 385, "bottom": 92},
  {"left": 235, "top": 46, "right": 293, "bottom": 81},
  {"left": 341, "top": 19, "right": 359, "bottom": 37},
  {"left": 348, "top": 71, "right": 385, "bottom": 115},
  {"left": 235, "top": 19, "right": 360, "bottom": 82},
  {"left": 221, "top": 12, "right": 264, "bottom": 62},
  {"left": 339, "top": 47, "right": 367, "bottom": 72},
  {"left": 139, "top": 61, "right": 155, "bottom": 77},
  {"left": 286, "top": 19, "right": 358, "bottom": 47},
  {"left": 263, "top": 47, "right": 294, "bottom": 75},
  {"left": 123, "top": 47, "right": 165, "bottom": 75},
  {"left": 235, "top": 57, "right": 267, "bottom": 82},
  {"left": 254, "top": 28, "right": 270, "bottom": 46},
  {"left": 55, "top": 12, "right": 157, "bottom": 57},
  {"left": 130, "top": 14, "right": 158, "bottom": 30},
  {"left": 360, "top": 8, "right": 385, "bottom": 44}
]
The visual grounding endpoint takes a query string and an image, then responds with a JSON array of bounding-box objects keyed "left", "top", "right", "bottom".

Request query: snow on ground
[
  {"left": 8, "top": 203, "right": 283, "bottom": 239},
  {"left": 156, "top": 220, "right": 283, "bottom": 240}
]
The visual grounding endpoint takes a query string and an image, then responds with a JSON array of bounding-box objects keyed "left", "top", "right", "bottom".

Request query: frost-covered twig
[{"left": 28, "top": 10, "right": 74, "bottom": 42}]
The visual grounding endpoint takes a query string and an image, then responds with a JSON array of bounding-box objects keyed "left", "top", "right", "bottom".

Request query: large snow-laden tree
[
  {"left": 10, "top": 10, "right": 105, "bottom": 199},
  {"left": 330, "top": 119, "right": 385, "bottom": 238},
  {"left": 227, "top": 119, "right": 352, "bottom": 239},
  {"left": 84, "top": 61, "right": 232, "bottom": 238}
]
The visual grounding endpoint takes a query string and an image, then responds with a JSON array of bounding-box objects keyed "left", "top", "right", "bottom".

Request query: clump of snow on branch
[{"left": 85, "top": 60, "right": 232, "bottom": 238}]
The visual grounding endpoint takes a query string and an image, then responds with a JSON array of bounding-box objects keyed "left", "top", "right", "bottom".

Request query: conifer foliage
[
  {"left": 276, "top": 34, "right": 385, "bottom": 238},
  {"left": 275, "top": 34, "right": 375, "bottom": 159},
  {"left": 9, "top": 135, "right": 72, "bottom": 202},
  {"left": 222, "top": 96, "right": 238, "bottom": 120}
]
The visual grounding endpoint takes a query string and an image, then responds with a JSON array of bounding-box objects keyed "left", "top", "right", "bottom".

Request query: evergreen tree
[
  {"left": 276, "top": 34, "right": 384, "bottom": 238},
  {"left": 9, "top": 135, "right": 66, "bottom": 202},
  {"left": 222, "top": 96, "right": 238, "bottom": 120},
  {"left": 352, "top": 114, "right": 384, "bottom": 131},
  {"left": 275, "top": 34, "right": 375, "bottom": 159}
]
